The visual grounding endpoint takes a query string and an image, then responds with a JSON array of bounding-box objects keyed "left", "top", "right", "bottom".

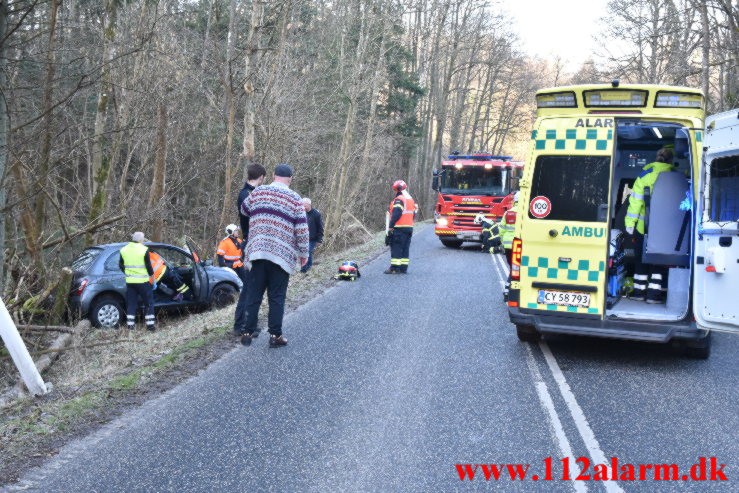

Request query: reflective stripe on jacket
[
  {"left": 149, "top": 251, "right": 167, "bottom": 283},
  {"left": 217, "top": 236, "right": 244, "bottom": 268},
  {"left": 388, "top": 194, "right": 416, "bottom": 228},
  {"left": 625, "top": 161, "right": 675, "bottom": 234},
  {"left": 120, "top": 242, "right": 151, "bottom": 284}
]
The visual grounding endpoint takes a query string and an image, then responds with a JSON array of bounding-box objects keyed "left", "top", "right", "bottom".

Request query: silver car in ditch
[{"left": 69, "top": 241, "right": 242, "bottom": 328}]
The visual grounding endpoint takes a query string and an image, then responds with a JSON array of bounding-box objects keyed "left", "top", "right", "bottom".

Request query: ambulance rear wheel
[
  {"left": 440, "top": 238, "right": 463, "bottom": 248},
  {"left": 516, "top": 324, "right": 540, "bottom": 343},
  {"left": 680, "top": 332, "right": 711, "bottom": 359}
]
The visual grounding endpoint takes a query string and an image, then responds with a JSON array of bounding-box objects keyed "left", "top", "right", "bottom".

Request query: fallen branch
[
  {"left": 28, "top": 339, "right": 131, "bottom": 357},
  {"left": 17, "top": 325, "right": 76, "bottom": 334},
  {"left": 344, "top": 209, "right": 375, "bottom": 239},
  {"left": 0, "top": 339, "right": 131, "bottom": 360},
  {"left": 42, "top": 214, "right": 125, "bottom": 249}
]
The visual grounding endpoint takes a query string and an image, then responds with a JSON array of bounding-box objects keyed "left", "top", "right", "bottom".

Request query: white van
[{"left": 694, "top": 109, "right": 739, "bottom": 339}]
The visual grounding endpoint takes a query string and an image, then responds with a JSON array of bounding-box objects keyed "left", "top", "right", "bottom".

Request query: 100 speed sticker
[{"left": 530, "top": 196, "right": 552, "bottom": 218}]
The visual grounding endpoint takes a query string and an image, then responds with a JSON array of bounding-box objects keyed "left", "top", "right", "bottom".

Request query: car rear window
[
  {"left": 71, "top": 248, "right": 102, "bottom": 271},
  {"left": 528, "top": 155, "right": 611, "bottom": 222}
]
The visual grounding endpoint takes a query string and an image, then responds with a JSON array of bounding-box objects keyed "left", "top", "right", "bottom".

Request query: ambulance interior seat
[{"left": 643, "top": 172, "right": 691, "bottom": 266}]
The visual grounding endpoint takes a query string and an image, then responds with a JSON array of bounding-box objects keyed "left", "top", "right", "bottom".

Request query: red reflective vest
[
  {"left": 149, "top": 252, "right": 167, "bottom": 284},
  {"left": 389, "top": 194, "right": 416, "bottom": 228},
  {"left": 217, "top": 237, "right": 244, "bottom": 268}
]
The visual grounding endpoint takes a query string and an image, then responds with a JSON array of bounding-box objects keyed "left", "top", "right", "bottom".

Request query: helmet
[
  {"left": 336, "top": 261, "right": 361, "bottom": 280},
  {"left": 392, "top": 180, "right": 407, "bottom": 192},
  {"left": 473, "top": 213, "right": 485, "bottom": 225},
  {"left": 225, "top": 224, "right": 239, "bottom": 235}
]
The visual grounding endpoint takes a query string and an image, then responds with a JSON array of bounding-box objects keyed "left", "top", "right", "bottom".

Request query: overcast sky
[{"left": 504, "top": 0, "right": 611, "bottom": 70}]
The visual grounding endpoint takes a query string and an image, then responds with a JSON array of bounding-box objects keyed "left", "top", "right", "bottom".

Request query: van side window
[
  {"left": 708, "top": 156, "right": 739, "bottom": 222},
  {"left": 529, "top": 155, "right": 610, "bottom": 222}
]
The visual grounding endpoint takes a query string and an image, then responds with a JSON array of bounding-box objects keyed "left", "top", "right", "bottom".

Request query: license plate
[
  {"left": 537, "top": 290, "right": 591, "bottom": 308},
  {"left": 457, "top": 232, "right": 480, "bottom": 240}
]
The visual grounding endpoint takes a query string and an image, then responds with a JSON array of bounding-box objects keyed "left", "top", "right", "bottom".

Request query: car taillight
[
  {"left": 511, "top": 238, "right": 522, "bottom": 281},
  {"left": 75, "top": 278, "right": 89, "bottom": 295}
]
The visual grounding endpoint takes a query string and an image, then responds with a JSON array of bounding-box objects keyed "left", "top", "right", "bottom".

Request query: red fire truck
[{"left": 431, "top": 153, "right": 522, "bottom": 248}]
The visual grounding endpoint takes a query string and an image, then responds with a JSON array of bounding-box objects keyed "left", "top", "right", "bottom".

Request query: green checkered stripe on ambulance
[
  {"left": 522, "top": 256, "right": 604, "bottom": 314},
  {"left": 531, "top": 128, "right": 613, "bottom": 151}
]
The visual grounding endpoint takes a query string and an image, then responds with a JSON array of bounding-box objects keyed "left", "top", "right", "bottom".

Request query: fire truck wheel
[
  {"left": 440, "top": 238, "right": 463, "bottom": 249},
  {"left": 516, "top": 324, "right": 540, "bottom": 343}
]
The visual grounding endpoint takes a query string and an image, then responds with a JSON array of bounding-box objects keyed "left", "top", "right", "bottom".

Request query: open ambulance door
[{"left": 693, "top": 111, "right": 739, "bottom": 334}]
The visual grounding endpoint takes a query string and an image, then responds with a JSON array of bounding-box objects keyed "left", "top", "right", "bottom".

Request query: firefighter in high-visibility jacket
[
  {"left": 118, "top": 232, "right": 156, "bottom": 330},
  {"left": 384, "top": 180, "right": 416, "bottom": 274},
  {"left": 625, "top": 147, "right": 674, "bottom": 303},
  {"left": 217, "top": 224, "right": 246, "bottom": 281},
  {"left": 474, "top": 214, "right": 503, "bottom": 254},
  {"left": 499, "top": 191, "right": 519, "bottom": 265},
  {"left": 149, "top": 251, "right": 191, "bottom": 301}
]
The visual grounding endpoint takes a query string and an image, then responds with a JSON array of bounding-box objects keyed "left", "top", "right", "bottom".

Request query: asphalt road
[{"left": 10, "top": 226, "right": 739, "bottom": 492}]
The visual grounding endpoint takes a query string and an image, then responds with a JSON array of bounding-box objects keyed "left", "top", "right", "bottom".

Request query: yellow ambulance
[{"left": 507, "top": 82, "right": 711, "bottom": 357}]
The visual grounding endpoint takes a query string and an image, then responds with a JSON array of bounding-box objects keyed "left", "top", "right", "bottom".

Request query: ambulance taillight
[{"left": 511, "top": 238, "right": 523, "bottom": 281}]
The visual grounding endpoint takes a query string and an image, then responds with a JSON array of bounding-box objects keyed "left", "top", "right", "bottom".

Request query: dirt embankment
[{"left": 0, "top": 232, "right": 388, "bottom": 485}]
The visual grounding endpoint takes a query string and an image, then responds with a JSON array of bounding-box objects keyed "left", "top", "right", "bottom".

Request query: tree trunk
[
  {"left": 0, "top": 0, "right": 8, "bottom": 291},
  {"left": 242, "top": 0, "right": 266, "bottom": 181},
  {"left": 218, "top": 0, "right": 239, "bottom": 231},
  {"left": 148, "top": 103, "right": 168, "bottom": 242},
  {"left": 699, "top": 0, "right": 710, "bottom": 105},
  {"left": 87, "top": 2, "right": 116, "bottom": 247}
]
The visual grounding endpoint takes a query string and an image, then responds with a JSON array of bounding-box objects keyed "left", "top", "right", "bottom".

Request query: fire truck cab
[{"left": 431, "top": 153, "right": 523, "bottom": 248}]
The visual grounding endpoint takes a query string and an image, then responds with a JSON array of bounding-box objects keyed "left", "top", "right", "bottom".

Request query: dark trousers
[
  {"left": 300, "top": 241, "right": 317, "bottom": 273},
  {"left": 241, "top": 260, "right": 290, "bottom": 337},
  {"left": 233, "top": 267, "right": 250, "bottom": 332},
  {"left": 632, "top": 232, "right": 666, "bottom": 301},
  {"left": 390, "top": 227, "right": 413, "bottom": 272},
  {"left": 126, "top": 282, "right": 155, "bottom": 328},
  {"left": 159, "top": 268, "right": 190, "bottom": 295}
]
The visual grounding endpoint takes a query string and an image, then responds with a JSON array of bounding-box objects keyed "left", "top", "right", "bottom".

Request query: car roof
[{"left": 93, "top": 242, "right": 184, "bottom": 250}]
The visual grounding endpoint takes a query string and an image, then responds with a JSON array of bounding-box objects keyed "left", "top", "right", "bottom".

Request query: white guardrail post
[{"left": 0, "top": 297, "right": 48, "bottom": 396}]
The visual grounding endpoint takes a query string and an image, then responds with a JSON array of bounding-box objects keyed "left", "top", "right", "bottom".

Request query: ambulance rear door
[
  {"left": 518, "top": 117, "right": 613, "bottom": 317},
  {"left": 694, "top": 110, "right": 739, "bottom": 333}
]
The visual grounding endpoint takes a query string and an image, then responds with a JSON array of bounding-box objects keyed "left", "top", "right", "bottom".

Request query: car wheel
[
  {"left": 516, "top": 324, "right": 540, "bottom": 343},
  {"left": 90, "top": 295, "right": 124, "bottom": 328},
  {"left": 680, "top": 331, "right": 711, "bottom": 359},
  {"left": 440, "top": 238, "right": 463, "bottom": 248},
  {"left": 210, "top": 283, "right": 237, "bottom": 308}
]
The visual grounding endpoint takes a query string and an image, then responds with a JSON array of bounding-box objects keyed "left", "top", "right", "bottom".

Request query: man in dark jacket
[
  {"left": 300, "top": 197, "right": 324, "bottom": 273},
  {"left": 237, "top": 163, "right": 267, "bottom": 237},
  {"left": 232, "top": 163, "right": 266, "bottom": 336}
]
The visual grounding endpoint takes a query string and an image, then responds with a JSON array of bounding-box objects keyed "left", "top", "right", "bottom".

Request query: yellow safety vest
[{"left": 120, "top": 242, "right": 150, "bottom": 284}]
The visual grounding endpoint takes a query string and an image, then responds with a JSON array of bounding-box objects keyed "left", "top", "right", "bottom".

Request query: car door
[
  {"left": 185, "top": 238, "right": 209, "bottom": 303},
  {"left": 693, "top": 110, "right": 739, "bottom": 333}
]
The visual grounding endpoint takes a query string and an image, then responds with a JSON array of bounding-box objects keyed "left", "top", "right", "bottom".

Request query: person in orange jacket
[
  {"left": 149, "top": 251, "right": 192, "bottom": 301},
  {"left": 217, "top": 224, "right": 246, "bottom": 281},
  {"left": 384, "top": 180, "right": 416, "bottom": 274}
]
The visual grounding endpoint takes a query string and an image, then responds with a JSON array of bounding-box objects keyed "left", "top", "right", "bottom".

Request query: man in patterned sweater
[{"left": 236, "top": 163, "right": 309, "bottom": 347}]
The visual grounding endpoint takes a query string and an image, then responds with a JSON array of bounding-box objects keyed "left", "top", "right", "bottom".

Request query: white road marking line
[
  {"left": 539, "top": 342, "right": 624, "bottom": 493},
  {"left": 525, "top": 344, "right": 588, "bottom": 493},
  {"left": 487, "top": 252, "right": 506, "bottom": 288},
  {"left": 490, "top": 250, "right": 583, "bottom": 492}
]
